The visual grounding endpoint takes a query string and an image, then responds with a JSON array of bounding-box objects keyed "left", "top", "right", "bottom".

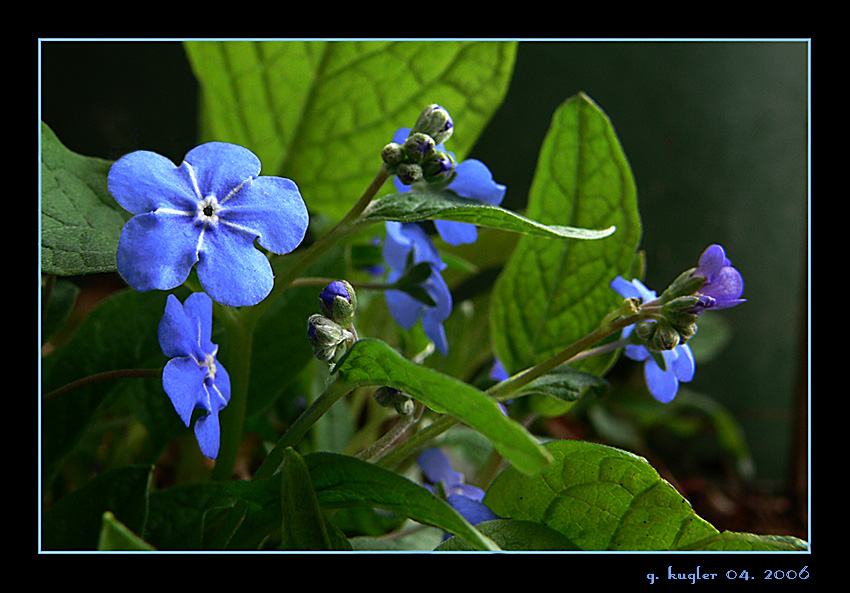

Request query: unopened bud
[
  {"left": 660, "top": 268, "right": 707, "bottom": 302},
  {"left": 422, "top": 150, "right": 456, "bottom": 183},
  {"left": 307, "top": 314, "right": 355, "bottom": 363},
  {"left": 320, "top": 280, "right": 357, "bottom": 325},
  {"left": 412, "top": 104, "right": 454, "bottom": 145},
  {"left": 649, "top": 321, "right": 681, "bottom": 352},
  {"left": 402, "top": 132, "right": 436, "bottom": 163},
  {"left": 396, "top": 162, "right": 423, "bottom": 186},
  {"left": 381, "top": 142, "right": 404, "bottom": 167},
  {"left": 373, "top": 386, "right": 415, "bottom": 415}
]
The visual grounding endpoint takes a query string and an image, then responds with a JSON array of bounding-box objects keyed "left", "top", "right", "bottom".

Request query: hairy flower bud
[
  {"left": 307, "top": 314, "right": 355, "bottom": 364},
  {"left": 649, "top": 321, "right": 681, "bottom": 352},
  {"left": 396, "top": 162, "right": 423, "bottom": 186},
  {"left": 422, "top": 150, "right": 456, "bottom": 183},
  {"left": 381, "top": 142, "right": 404, "bottom": 169},
  {"left": 412, "top": 104, "right": 454, "bottom": 145},
  {"left": 373, "top": 386, "right": 415, "bottom": 415},
  {"left": 320, "top": 280, "right": 357, "bottom": 325},
  {"left": 402, "top": 132, "right": 436, "bottom": 163}
]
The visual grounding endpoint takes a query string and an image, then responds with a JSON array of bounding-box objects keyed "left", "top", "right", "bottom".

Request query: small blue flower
[
  {"left": 689, "top": 244, "right": 746, "bottom": 314},
  {"left": 383, "top": 221, "right": 452, "bottom": 355},
  {"left": 611, "top": 277, "right": 695, "bottom": 404},
  {"left": 158, "top": 292, "right": 230, "bottom": 459},
  {"left": 108, "top": 142, "right": 309, "bottom": 307},
  {"left": 392, "top": 128, "right": 506, "bottom": 246},
  {"left": 417, "top": 448, "right": 499, "bottom": 527}
]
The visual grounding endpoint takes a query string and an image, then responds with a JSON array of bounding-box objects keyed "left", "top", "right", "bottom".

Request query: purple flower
[
  {"left": 417, "top": 448, "right": 499, "bottom": 527},
  {"left": 689, "top": 244, "right": 746, "bottom": 314},
  {"left": 392, "top": 128, "right": 506, "bottom": 246},
  {"left": 383, "top": 221, "right": 452, "bottom": 355},
  {"left": 158, "top": 292, "right": 230, "bottom": 459},
  {"left": 108, "top": 142, "right": 309, "bottom": 307},
  {"left": 611, "top": 277, "right": 695, "bottom": 404}
]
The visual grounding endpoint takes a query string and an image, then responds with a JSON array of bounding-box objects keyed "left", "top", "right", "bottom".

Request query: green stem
[
  {"left": 254, "top": 380, "right": 352, "bottom": 480},
  {"left": 377, "top": 308, "right": 649, "bottom": 471},
  {"left": 211, "top": 314, "right": 254, "bottom": 481},
  {"left": 42, "top": 368, "right": 162, "bottom": 401}
]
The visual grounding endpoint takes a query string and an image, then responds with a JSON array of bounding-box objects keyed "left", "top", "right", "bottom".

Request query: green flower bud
[
  {"left": 396, "top": 162, "right": 423, "bottom": 186},
  {"left": 320, "top": 280, "right": 357, "bottom": 325},
  {"left": 421, "top": 150, "right": 456, "bottom": 183},
  {"left": 659, "top": 268, "right": 707, "bottom": 302},
  {"left": 381, "top": 142, "right": 404, "bottom": 168},
  {"left": 412, "top": 104, "right": 454, "bottom": 145},
  {"left": 307, "top": 314, "right": 355, "bottom": 363},
  {"left": 633, "top": 320, "right": 656, "bottom": 342},
  {"left": 649, "top": 321, "right": 681, "bottom": 352},
  {"left": 373, "top": 387, "right": 415, "bottom": 415},
  {"left": 402, "top": 132, "right": 436, "bottom": 163}
]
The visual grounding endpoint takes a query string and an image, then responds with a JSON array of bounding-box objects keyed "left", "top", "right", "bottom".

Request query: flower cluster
[
  {"left": 108, "top": 142, "right": 309, "bottom": 307},
  {"left": 307, "top": 280, "right": 359, "bottom": 366},
  {"left": 417, "top": 448, "right": 499, "bottom": 529},
  {"left": 611, "top": 244, "right": 744, "bottom": 404},
  {"left": 158, "top": 292, "right": 230, "bottom": 459}
]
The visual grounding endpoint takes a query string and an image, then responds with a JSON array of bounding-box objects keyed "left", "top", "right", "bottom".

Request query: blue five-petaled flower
[
  {"left": 610, "top": 276, "right": 696, "bottom": 404},
  {"left": 383, "top": 221, "right": 453, "bottom": 355},
  {"left": 158, "top": 292, "right": 230, "bottom": 459},
  {"left": 417, "top": 448, "right": 499, "bottom": 529},
  {"left": 392, "top": 128, "right": 506, "bottom": 246},
  {"left": 108, "top": 142, "right": 309, "bottom": 307}
]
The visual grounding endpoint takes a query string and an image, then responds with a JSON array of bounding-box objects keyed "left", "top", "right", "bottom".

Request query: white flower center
[
  {"left": 196, "top": 195, "right": 221, "bottom": 225},
  {"left": 202, "top": 352, "right": 217, "bottom": 380}
]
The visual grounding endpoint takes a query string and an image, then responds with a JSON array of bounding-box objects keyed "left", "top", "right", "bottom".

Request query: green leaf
[
  {"left": 361, "top": 189, "right": 616, "bottom": 240},
  {"left": 184, "top": 40, "right": 517, "bottom": 220},
  {"left": 98, "top": 511, "right": 156, "bottom": 551},
  {"left": 279, "top": 447, "right": 339, "bottom": 551},
  {"left": 304, "top": 452, "right": 498, "bottom": 551},
  {"left": 333, "top": 339, "right": 552, "bottom": 475},
  {"left": 40, "top": 121, "right": 128, "bottom": 276},
  {"left": 42, "top": 465, "right": 153, "bottom": 551},
  {"left": 490, "top": 93, "right": 642, "bottom": 377},
  {"left": 514, "top": 364, "right": 609, "bottom": 402},
  {"left": 484, "top": 440, "right": 807, "bottom": 551}
]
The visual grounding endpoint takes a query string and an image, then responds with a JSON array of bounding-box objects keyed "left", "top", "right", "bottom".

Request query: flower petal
[
  {"left": 434, "top": 219, "right": 478, "bottom": 245},
  {"left": 195, "top": 224, "right": 274, "bottom": 307},
  {"left": 418, "top": 449, "right": 463, "bottom": 485},
  {"left": 162, "top": 356, "right": 209, "bottom": 426},
  {"left": 108, "top": 150, "right": 198, "bottom": 214},
  {"left": 643, "top": 356, "right": 680, "bottom": 403},
  {"left": 182, "top": 142, "right": 261, "bottom": 199},
  {"left": 159, "top": 294, "right": 205, "bottom": 360},
  {"left": 695, "top": 244, "right": 730, "bottom": 280},
  {"left": 672, "top": 344, "right": 696, "bottom": 382},
  {"left": 116, "top": 212, "right": 199, "bottom": 292},
  {"left": 193, "top": 404, "right": 222, "bottom": 459},
  {"left": 448, "top": 159, "right": 506, "bottom": 207},
  {"left": 700, "top": 266, "right": 745, "bottom": 303},
  {"left": 220, "top": 175, "right": 309, "bottom": 255},
  {"left": 182, "top": 292, "right": 216, "bottom": 355},
  {"left": 446, "top": 494, "right": 499, "bottom": 525}
]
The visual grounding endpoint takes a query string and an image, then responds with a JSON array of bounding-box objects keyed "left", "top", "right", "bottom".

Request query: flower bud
[
  {"left": 649, "top": 321, "right": 681, "bottom": 352},
  {"left": 319, "top": 280, "right": 357, "bottom": 325},
  {"left": 412, "top": 104, "right": 454, "bottom": 145},
  {"left": 633, "top": 320, "right": 656, "bottom": 342},
  {"left": 396, "top": 162, "right": 423, "bottom": 186},
  {"left": 307, "top": 314, "right": 355, "bottom": 363},
  {"left": 659, "top": 268, "right": 707, "bottom": 303},
  {"left": 402, "top": 132, "right": 436, "bottom": 163},
  {"left": 381, "top": 142, "right": 404, "bottom": 169},
  {"left": 422, "top": 150, "right": 456, "bottom": 183},
  {"left": 373, "top": 386, "right": 415, "bottom": 415}
]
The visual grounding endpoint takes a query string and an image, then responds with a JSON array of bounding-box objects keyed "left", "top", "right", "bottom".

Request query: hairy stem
[{"left": 43, "top": 368, "right": 162, "bottom": 401}]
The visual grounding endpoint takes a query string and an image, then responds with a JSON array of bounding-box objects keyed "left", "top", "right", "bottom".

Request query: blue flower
[
  {"left": 611, "top": 277, "right": 695, "bottom": 404},
  {"left": 158, "top": 292, "right": 230, "bottom": 459},
  {"left": 689, "top": 244, "right": 746, "bottom": 314},
  {"left": 383, "top": 221, "right": 452, "bottom": 355},
  {"left": 108, "top": 142, "right": 309, "bottom": 307},
  {"left": 392, "top": 128, "right": 506, "bottom": 245},
  {"left": 417, "top": 448, "right": 499, "bottom": 527}
]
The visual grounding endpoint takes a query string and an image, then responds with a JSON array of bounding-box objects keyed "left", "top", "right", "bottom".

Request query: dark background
[{"left": 40, "top": 40, "right": 809, "bottom": 537}]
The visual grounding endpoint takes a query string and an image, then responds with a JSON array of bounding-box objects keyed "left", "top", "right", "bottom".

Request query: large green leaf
[
  {"left": 361, "top": 189, "right": 616, "bottom": 240},
  {"left": 490, "top": 93, "right": 642, "bottom": 377},
  {"left": 333, "top": 339, "right": 551, "bottom": 476},
  {"left": 484, "top": 440, "right": 807, "bottom": 551},
  {"left": 40, "top": 121, "right": 127, "bottom": 275},
  {"left": 305, "top": 452, "right": 498, "bottom": 551},
  {"left": 184, "top": 40, "right": 517, "bottom": 220}
]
